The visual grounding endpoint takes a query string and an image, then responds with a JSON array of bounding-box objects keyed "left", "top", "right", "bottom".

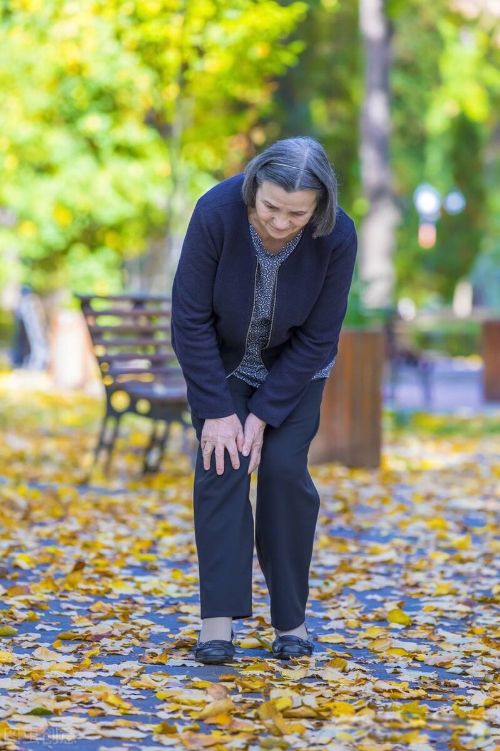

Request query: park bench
[
  {"left": 77, "top": 293, "right": 191, "bottom": 476},
  {"left": 384, "top": 314, "right": 433, "bottom": 403}
]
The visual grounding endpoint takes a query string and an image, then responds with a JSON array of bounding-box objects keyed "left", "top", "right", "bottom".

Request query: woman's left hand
[{"left": 242, "top": 413, "right": 266, "bottom": 474}]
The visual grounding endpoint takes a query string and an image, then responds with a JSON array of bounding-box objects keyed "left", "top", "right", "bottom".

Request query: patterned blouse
[{"left": 232, "top": 223, "right": 334, "bottom": 388}]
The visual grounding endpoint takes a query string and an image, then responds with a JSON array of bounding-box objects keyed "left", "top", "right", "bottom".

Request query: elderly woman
[{"left": 171, "top": 137, "right": 357, "bottom": 664}]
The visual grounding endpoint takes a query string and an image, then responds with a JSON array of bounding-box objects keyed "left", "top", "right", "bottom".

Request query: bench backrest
[{"left": 77, "top": 294, "right": 184, "bottom": 392}]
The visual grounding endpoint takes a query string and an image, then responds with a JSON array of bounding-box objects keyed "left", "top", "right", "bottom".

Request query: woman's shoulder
[
  {"left": 331, "top": 207, "right": 356, "bottom": 242},
  {"left": 196, "top": 173, "right": 245, "bottom": 214}
]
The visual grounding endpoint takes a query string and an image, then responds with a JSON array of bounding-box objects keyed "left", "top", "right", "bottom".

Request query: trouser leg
[
  {"left": 255, "top": 379, "right": 325, "bottom": 632},
  {"left": 190, "top": 378, "right": 254, "bottom": 620}
]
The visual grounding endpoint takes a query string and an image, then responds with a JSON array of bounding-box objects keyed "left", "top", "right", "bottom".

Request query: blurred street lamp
[
  {"left": 443, "top": 189, "right": 466, "bottom": 215},
  {"left": 417, "top": 222, "right": 437, "bottom": 249},
  {"left": 413, "top": 183, "right": 441, "bottom": 222},
  {"left": 413, "top": 183, "right": 466, "bottom": 249}
]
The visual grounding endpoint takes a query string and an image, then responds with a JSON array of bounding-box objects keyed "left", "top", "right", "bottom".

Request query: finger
[
  {"left": 215, "top": 444, "right": 225, "bottom": 476},
  {"left": 202, "top": 444, "right": 213, "bottom": 471},
  {"left": 227, "top": 442, "right": 240, "bottom": 471},
  {"left": 248, "top": 444, "right": 262, "bottom": 475},
  {"left": 242, "top": 427, "right": 253, "bottom": 457},
  {"left": 248, "top": 452, "right": 259, "bottom": 475},
  {"left": 236, "top": 427, "right": 244, "bottom": 453}
]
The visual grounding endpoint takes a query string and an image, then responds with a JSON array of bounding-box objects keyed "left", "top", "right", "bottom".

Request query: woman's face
[{"left": 253, "top": 181, "right": 318, "bottom": 241}]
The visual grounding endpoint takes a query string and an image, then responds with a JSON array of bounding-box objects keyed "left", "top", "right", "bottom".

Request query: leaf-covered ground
[{"left": 0, "top": 372, "right": 498, "bottom": 751}]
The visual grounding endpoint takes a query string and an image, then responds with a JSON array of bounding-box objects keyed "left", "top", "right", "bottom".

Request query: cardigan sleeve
[
  {"left": 171, "top": 203, "right": 236, "bottom": 419},
  {"left": 247, "top": 227, "right": 357, "bottom": 427}
]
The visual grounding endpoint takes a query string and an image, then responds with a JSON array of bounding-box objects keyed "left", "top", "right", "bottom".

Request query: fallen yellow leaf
[
  {"left": 154, "top": 722, "right": 178, "bottom": 735},
  {"left": 363, "top": 626, "right": 387, "bottom": 638},
  {"left": 0, "top": 626, "right": 17, "bottom": 637},
  {"left": 0, "top": 649, "right": 16, "bottom": 664},
  {"left": 451, "top": 533, "right": 472, "bottom": 550},
  {"left": 317, "top": 633, "right": 346, "bottom": 643},
  {"left": 237, "top": 637, "right": 262, "bottom": 648},
  {"left": 197, "top": 698, "right": 235, "bottom": 720},
  {"left": 98, "top": 691, "right": 135, "bottom": 713},
  {"left": 387, "top": 608, "right": 412, "bottom": 626},
  {"left": 324, "top": 700, "right": 356, "bottom": 716}
]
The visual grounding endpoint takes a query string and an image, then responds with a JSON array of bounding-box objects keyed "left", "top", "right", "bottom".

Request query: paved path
[
  {"left": 0, "top": 363, "right": 498, "bottom": 751},
  {"left": 384, "top": 357, "right": 500, "bottom": 414}
]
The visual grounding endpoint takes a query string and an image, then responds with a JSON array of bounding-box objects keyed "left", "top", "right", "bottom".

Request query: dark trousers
[{"left": 190, "top": 376, "right": 325, "bottom": 632}]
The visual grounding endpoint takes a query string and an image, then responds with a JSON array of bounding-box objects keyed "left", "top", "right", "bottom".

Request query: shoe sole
[
  {"left": 195, "top": 653, "right": 235, "bottom": 665},
  {"left": 272, "top": 645, "right": 314, "bottom": 660}
]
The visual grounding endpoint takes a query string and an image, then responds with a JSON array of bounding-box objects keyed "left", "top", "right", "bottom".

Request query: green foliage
[
  {"left": 411, "top": 319, "right": 480, "bottom": 357},
  {"left": 0, "top": 1, "right": 166, "bottom": 292},
  {"left": 391, "top": 1, "right": 500, "bottom": 303},
  {"left": 1, "top": 0, "right": 497, "bottom": 306},
  {"left": 0, "top": 0, "right": 306, "bottom": 293},
  {"left": 271, "top": 0, "right": 362, "bottom": 219},
  {"left": 343, "top": 274, "right": 384, "bottom": 328},
  {"left": 274, "top": 0, "right": 499, "bottom": 305},
  {"left": 0, "top": 308, "right": 13, "bottom": 349},
  {"left": 386, "top": 410, "right": 500, "bottom": 438}
]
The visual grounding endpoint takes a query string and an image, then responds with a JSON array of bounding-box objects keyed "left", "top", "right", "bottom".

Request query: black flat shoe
[
  {"left": 194, "top": 634, "right": 235, "bottom": 665},
  {"left": 271, "top": 634, "right": 314, "bottom": 660}
]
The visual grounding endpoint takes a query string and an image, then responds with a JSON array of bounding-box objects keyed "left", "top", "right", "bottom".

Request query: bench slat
[
  {"left": 90, "top": 324, "right": 171, "bottom": 335},
  {"left": 78, "top": 293, "right": 170, "bottom": 303},
  {"left": 96, "top": 352, "right": 176, "bottom": 363},
  {"left": 107, "top": 366, "right": 182, "bottom": 376},
  {"left": 90, "top": 337, "right": 173, "bottom": 348},
  {"left": 88, "top": 309, "right": 171, "bottom": 318}
]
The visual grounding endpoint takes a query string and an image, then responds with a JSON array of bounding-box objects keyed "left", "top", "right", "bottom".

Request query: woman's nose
[{"left": 273, "top": 217, "right": 289, "bottom": 230}]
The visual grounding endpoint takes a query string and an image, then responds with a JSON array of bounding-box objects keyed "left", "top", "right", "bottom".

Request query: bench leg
[
  {"left": 83, "top": 413, "right": 120, "bottom": 481},
  {"left": 92, "top": 413, "right": 122, "bottom": 476},
  {"left": 143, "top": 420, "right": 170, "bottom": 474},
  {"left": 420, "top": 362, "right": 433, "bottom": 406},
  {"left": 385, "top": 359, "right": 400, "bottom": 401},
  {"left": 87, "top": 413, "right": 109, "bottom": 478},
  {"left": 103, "top": 415, "right": 122, "bottom": 475},
  {"left": 181, "top": 422, "right": 197, "bottom": 469}
]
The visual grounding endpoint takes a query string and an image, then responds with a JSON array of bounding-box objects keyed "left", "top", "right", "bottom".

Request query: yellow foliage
[{"left": 53, "top": 204, "right": 73, "bottom": 226}]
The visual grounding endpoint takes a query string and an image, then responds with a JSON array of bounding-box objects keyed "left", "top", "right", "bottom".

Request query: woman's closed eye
[{"left": 264, "top": 203, "right": 306, "bottom": 217}]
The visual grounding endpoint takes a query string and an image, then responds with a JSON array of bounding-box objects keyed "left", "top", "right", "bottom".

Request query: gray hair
[{"left": 242, "top": 137, "right": 337, "bottom": 237}]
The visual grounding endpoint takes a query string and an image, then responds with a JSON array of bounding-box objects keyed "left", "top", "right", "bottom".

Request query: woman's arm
[{"left": 171, "top": 203, "right": 235, "bottom": 420}]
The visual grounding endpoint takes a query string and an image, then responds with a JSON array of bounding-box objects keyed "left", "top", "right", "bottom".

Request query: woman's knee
[{"left": 258, "top": 444, "right": 307, "bottom": 485}]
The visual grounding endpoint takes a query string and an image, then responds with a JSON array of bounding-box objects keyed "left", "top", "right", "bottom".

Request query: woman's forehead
[{"left": 257, "top": 181, "right": 318, "bottom": 211}]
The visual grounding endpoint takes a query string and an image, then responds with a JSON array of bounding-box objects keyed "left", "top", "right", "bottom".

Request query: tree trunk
[
  {"left": 359, "top": 0, "right": 399, "bottom": 308},
  {"left": 124, "top": 0, "right": 190, "bottom": 295}
]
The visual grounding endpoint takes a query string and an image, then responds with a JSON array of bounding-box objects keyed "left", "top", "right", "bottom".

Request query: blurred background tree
[
  {"left": 272, "top": 0, "right": 499, "bottom": 309},
  {"left": 0, "top": 0, "right": 306, "bottom": 295},
  {"left": 0, "top": 0, "right": 498, "bottom": 310},
  {"left": 390, "top": 0, "right": 499, "bottom": 305}
]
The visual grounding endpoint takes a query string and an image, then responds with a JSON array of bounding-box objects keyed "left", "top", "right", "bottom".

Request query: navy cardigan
[{"left": 171, "top": 174, "right": 357, "bottom": 428}]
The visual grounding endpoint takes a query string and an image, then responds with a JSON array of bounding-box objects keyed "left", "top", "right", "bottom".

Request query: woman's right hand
[{"left": 200, "top": 414, "right": 244, "bottom": 476}]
